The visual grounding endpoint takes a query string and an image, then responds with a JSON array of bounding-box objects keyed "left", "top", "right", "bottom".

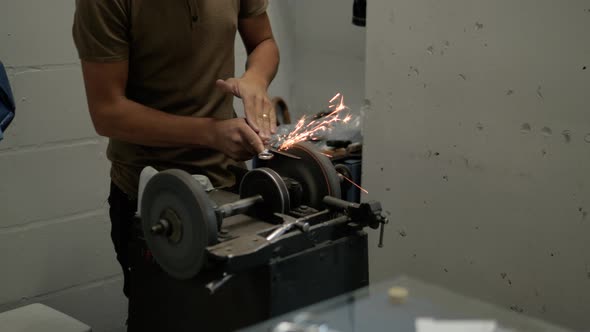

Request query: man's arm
[
  {"left": 216, "top": 12, "right": 280, "bottom": 141},
  {"left": 81, "top": 60, "right": 264, "bottom": 160},
  {"left": 240, "top": 12, "right": 279, "bottom": 91},
  {"left": 82, "top": 60, "right": 213, "bottom": 147}
]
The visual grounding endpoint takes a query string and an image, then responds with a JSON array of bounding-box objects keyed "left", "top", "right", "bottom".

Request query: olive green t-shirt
[{"left": 72, "top": 0, "right": 268, "bottom": 198}]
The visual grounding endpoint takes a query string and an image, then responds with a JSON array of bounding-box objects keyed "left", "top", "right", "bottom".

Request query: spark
[
  {"left": 278, "top": 93, "right": 351, "bottom": 151},
  {"left": 340, "top": 173, "right": 369, "bottom": 194},
  {"left": 320, "top": 152, "right": 333, "bottom": 158},
  {"left": 329, "top": 93, "right": 342, "bottom": 103}
]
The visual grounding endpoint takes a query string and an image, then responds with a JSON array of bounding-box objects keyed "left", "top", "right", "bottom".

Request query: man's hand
[
  {"left": 216, "top": 77, "right": 276, "bottom": 142},
  {"left": 211, "top": 118, "right": 265, "bottom": 161},
  {"left": 219, "top": 11, "right": 279, "bottom": 144}
]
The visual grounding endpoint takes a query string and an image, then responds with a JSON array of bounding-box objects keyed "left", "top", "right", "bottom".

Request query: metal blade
[{"left": 269, "top": 148, "right": 302, "bottom": 160}]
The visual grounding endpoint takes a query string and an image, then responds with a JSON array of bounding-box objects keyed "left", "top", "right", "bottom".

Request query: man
[{"left": 72, "top": 0, "right": 279, "bottom": 303}]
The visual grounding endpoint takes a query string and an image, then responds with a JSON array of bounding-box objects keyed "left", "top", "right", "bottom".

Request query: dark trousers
[{"left": 107, "top": 181, "right": 137, "bottom": 298}]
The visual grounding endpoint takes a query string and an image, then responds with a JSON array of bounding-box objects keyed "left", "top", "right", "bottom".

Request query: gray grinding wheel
[
  {"left": 258, "top": 142, "right": 341, "bottom": 210},
  {"left": 140, "top": 169, "right": 217, "bottom": 280}
]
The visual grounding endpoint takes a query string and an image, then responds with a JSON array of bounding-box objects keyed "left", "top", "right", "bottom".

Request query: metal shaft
[
  {"left": 378, "top": 222, "right": 385, "bottom": 248},
  {"left": 216, "top": 195, "right": 263, "bottom": 218},
  {"left": 151, "top": 220, "right": 169, "bottom": 235},
  {"left": 323, "top": 196, "right": 360, "bottom": 210}
]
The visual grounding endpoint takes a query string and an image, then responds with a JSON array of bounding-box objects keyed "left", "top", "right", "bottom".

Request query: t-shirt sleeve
[
  {"left": 72, "top": 0, "right": 130, "bottom": 62},
  {"left": 239, "top": 0, "right": 269, "bottom": 18}
]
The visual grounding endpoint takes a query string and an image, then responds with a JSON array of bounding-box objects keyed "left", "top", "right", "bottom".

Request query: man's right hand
[{"left": 211, "top": 118, "right": 265, "bottom": 161}]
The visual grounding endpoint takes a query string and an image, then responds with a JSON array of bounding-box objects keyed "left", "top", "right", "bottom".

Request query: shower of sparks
[
  {"left": 278, "top": 93, "right": 351, "bottom": 151},
  {"left": 340, "top": 173, "right": 369, "bottom": 194},
  {"left": 271, "top": 93, "right": 367, "bottom": 194}
]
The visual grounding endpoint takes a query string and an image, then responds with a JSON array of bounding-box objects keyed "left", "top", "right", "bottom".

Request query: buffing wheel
[
  {"left": 140, "top": 169, "right": 218, "bottom": 280},
  {"left": 259, "top": 142, "right": 341, "bottom": 210}
]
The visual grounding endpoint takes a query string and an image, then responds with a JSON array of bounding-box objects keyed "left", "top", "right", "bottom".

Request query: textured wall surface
[
  {"left": 0, "top": 1, "right": 125, "bottom": 331},
  {"left": 290, "top": 0, "right": 366, "bottom": 119},
  {"left": 363, "top": 0, "right": 590, "bottom": 329},
  {"left": 237, "top": 0, "right": 367, "bottom": 121},
  {"left": 234, "top": 1, "right": 296, "bottom": 118},
  {"left": 0, "top": 1, "right": 293, "bottom": 331}
]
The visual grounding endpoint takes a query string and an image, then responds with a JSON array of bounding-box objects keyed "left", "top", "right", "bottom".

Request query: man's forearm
[
  {"left": 242, "top": 38, "right": 279, "bottom": 88},
  {"left": 92, "top": 98, "right": 216, "bottom": 148}
]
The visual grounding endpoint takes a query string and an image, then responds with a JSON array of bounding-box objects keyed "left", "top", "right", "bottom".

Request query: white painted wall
[
  {"left": 291, "top": 0, "right": 366, "bottom": 119},
  {"left": 0, "top": 1, "right": 125, "bottom": 331},
  {"left": 363, "top": 0, "right": 590, "bottom": 329},
  {"left": 234, "top": 1, "right": 296, "bottom": 118},
  {"left": 237, "top": 0, "right": 367, "bottom": 121},
  {"left": 0, "top": 2, "right": 294, "bottom": 331}
]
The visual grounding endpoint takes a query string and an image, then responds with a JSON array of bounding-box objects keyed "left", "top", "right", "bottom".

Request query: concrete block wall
[
  {"left": 0, "top": 1, "right": 127, "bottom": 331},
  {"left": 0, "top": 1, "right": 294, "bottom": 332},
  {"left": 363, "top": 0, "right": 590, "bottom": 329}
]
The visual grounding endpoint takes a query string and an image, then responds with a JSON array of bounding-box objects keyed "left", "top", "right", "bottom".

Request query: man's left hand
[{"left": 217, "top": 77, "right": 276, "bottom": 142}]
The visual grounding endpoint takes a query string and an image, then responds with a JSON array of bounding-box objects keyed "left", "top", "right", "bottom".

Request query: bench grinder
[{"left": 128, "top": 142, "right": 388, "bottom": 332}]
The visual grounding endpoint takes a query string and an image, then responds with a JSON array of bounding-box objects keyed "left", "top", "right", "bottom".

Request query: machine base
[{"left": 127, "top": 232, "right": 369, "bottom": 332}]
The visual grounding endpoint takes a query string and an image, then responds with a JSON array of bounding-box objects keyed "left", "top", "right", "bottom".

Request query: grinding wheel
[
  {"left": 140, "top": 169, "right": 218, "bottom": 280},
  {"left": 258, "top": 142, "right": 341, "bottom": 210},
  {"left": 240, "top": 168, "right": 290, "bottom": 219}
]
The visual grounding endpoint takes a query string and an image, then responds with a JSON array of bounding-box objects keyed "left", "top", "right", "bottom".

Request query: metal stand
[{"left": 127, "top": 231, "right": 369, "bottom": 332}]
